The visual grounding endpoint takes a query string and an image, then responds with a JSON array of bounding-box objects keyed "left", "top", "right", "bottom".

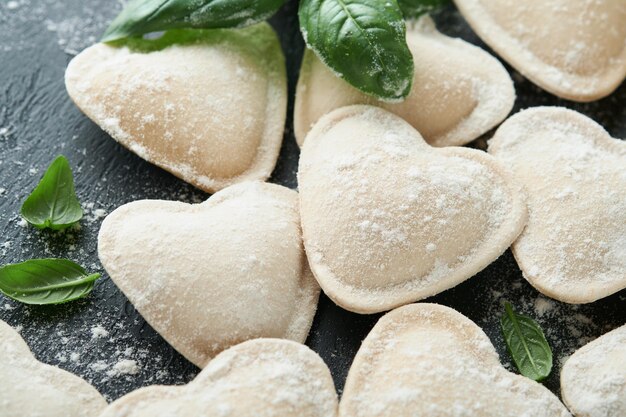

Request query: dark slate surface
[{"left": 0, "top": 0, "right": 624, "bottom": 404}]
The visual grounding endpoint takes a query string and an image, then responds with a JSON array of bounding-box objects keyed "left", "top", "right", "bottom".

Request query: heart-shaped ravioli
[
  {"left": 561, "top": 325, "right": 626, "bottom": 417},
  {"left": 340, "top": 303, "right": 570, "bottom": 417},
  {"left": 454, "top": 0, "right": 626, "bottom": 101},
  {"left": 298, "top": 105, "right": 526, "bottom": 313},
  {"left": 0, "top": 320, "right": 107, "bottom": 417},
  {"left": 294, "top": 16, "right": 514, "bottom": 147},
  {"left": 98, "top": 182, "right": 319, "bottom": 367},
  {"left": 98, "top": 339, "right": 338, "bottom": 417},
  {"left": 489, "top": 107, "right": 626, "bottom": 303},
  {"left": 65, "top": 23, "right": 286, "bottom": 193}
]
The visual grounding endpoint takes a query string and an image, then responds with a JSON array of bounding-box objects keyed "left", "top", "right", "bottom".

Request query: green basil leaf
[
  {"left": 20, "top": 155, "right": 83, "bottom": 230},
  {"left": 102, "top": 0, "right": 287, "bottom": 43},
  {"left": 397, "top": 0, "right": 449, "bottom": 19},
  {"left": 501, "top": 302, "right": 553, "bottom": 381},
  {"left": 299, "top": 0, "right": 414, "bottom": 101},
  {"left": 0, "top": 259, "right": 101, "bottom": 305}
]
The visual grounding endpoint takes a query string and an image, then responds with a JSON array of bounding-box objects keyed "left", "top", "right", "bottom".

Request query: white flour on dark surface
[{"left": 0, "top": 0, "right": 624, "bottom": 404}]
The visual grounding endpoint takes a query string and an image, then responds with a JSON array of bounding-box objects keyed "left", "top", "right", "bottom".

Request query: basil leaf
[
  {"left": 102, "top": 0, "right": 287, "bottom": 43},
  {"left": 20, "top": 155, "right": 83, "bottom": 230},
  {"left": 501, "top": 302, "right": 553, "bottom": 381},
  {"left": 397, "top": 0, "right": 449, "bottom": 19},
  {"left": 299, "top": 0, "right": 414, "bottom": 101},
  {"left": 0, "top": 259, "right": 100, "bottom": 305}
]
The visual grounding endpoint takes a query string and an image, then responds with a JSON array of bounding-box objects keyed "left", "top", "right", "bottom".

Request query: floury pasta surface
[
  {"left": 339, "top": 304, "right": 570, "bottom": 417},
  {"left": 294, "top": 16, "right": 515, "bottom": 148},
  {"left": 454, "top": 0, "right": 626, "bottom": 101},
  {"left": 98, "top": 182, "right": 320, "bottom": 368},
  {"left": 98, "top": 339, "right": 338, "bottom": 417},
  {"left": 561, "top": 325, "right": 626, "bottom": 417},
  {"left": 65, "top": 23, "right": 287, "bottom": 193},
  {"left": 0, "top": 320, "right": 107, "bottom": 417},
  {"left": 298, "top": 105, "right": 527, "bottom": 313},
  {"left": 489, "top": 107, "right": 626, "bottom": 303}
]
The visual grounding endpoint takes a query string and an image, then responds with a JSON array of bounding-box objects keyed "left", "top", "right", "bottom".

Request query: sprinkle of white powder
[
  {"left": 107, "top": 359, "right": 140, "bottom": 377},
  {"left": 488, "top": 107, "right": 626, "bottom": 300},
  {"left": 533, "top": 297, "right": 555, "bottom": 317},
  {"left": 90, "top": 325, "right": 109, "bottom": 339},
  {"left": 93, "top": 208, "right": 107, "bottom": 218},
  {"left": 90, "top": 361, "right": 108, "bottom": 372},
  {"left": 83, "top": 202, "right": 108, "bottom": 224}
]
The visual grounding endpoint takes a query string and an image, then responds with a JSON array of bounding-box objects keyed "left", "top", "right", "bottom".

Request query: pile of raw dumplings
[{"left": 4, "top": 0, "right": 625, "bottom": 416}]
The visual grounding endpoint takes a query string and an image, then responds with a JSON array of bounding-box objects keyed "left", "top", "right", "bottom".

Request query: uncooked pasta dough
[
  {"left": 298, "top": 105, "right": 527, "bottom": 314},
  {"left": 454, "top": 0, "right": 626, "bottom": 101},
  {"left": 0, "top": 320, "right": 107, "bottom": 417},
  {"left": 489, "top": 107, "right": 626, "bottom": 303},
  {"left": 98, "top": 182, "right": 320, "bottom": 368},
  {"left": 65, "top": 23, "right": 287, "bottom": 193},
  {"left": 294, "top": 16, "right": 514, "bottom": 147},
  {"left": 561, "top": 325, "right": 626, "bottom": 417},
  {"left": 340, "top": 303, "right": 570, "bottom": 417},
  {"left": 98, "top": 339, "right": 338, "bottom": 417}
]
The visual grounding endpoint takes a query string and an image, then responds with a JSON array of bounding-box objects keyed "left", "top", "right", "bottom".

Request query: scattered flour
[
  {"left": 83, "top": 202, "right": 108, "bottom": 223},
  {"left": 90, "top": 325, "right": 109, "bottom": 339},
  {"left": 107, "top": 359, "right": 140, "bottom": 377},
  {"left": 90, "top": 360, "right": 108, "bottom": 372},
  {"left": 534, "top": 296, "right": 555, "bottom": 317}
]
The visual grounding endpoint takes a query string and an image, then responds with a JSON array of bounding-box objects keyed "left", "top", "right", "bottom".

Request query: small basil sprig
[
  {"left": 102, "top": 0, "right": 287, "bottom": 43},
  {"left": 21, "top": 155, "right": 83, "bottom": 230},
  {"left": 397, "top": 0, "right": 450, "bottom": 19},
  {"left": 501, "top": 302, "right": 553, "bottom": 381},
  {"left": 0, "top": 259, "right": 100, "bottom": 305},
  {"left": 299, "top": 0, "right": 414, "bottom": 101}
]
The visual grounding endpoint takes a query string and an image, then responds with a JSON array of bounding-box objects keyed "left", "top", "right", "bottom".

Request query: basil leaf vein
[
  {"left": 102, "top": 0, "right": 287, "bottom": 42},
  {"left": 299, "top": 0, "right": 414, "bottom": 101},
  {"left": 0, "top": 259, "right": 101, "bottom": 305},
  {"left": 501, "top": 302, "right": 553, "bottom": 381},
  {"left": 20, "top": 155, "right": 83, "bottom": 230}
]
